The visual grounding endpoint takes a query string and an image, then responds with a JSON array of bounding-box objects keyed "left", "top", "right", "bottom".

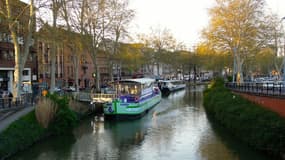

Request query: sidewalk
[{"left": 0, "top": 106, "right": 34, "bottom": 133}]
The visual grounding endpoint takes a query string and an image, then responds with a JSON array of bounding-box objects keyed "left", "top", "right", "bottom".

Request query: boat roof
[
  {"left": 119, "top": 78, "right": 155, "bottom": 84},
  {"left": 159, "top": 79, "right": 184, "bottom": 83}
]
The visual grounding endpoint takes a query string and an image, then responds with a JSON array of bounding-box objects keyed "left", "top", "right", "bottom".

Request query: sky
[
  {"left": 128, "top": 0, "right": 285, "bottom": 49},
  {"left": 21, "top": 0, "right": 285, "bottom": 49}
]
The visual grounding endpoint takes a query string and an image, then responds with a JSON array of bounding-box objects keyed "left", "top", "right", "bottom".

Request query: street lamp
[
  {"left": 281, "top": 17, "right": 285, "bottom": 84},
  {"left": 232, "top": 47, "right": 237, "bottom": 83}
]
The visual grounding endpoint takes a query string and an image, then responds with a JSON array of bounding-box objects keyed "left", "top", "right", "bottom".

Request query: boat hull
[
  {"left": 161, "top": 84, "right": 186, "bottom": 94},
  {"left": 103, "top": 94, "right": 161, "bottom": 120}
]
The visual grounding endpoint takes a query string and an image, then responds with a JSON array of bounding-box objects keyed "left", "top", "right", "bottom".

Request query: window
[
  {"left": 2, "top": 51, "right": 7, "bottom": 60},
  {"left": 8, "top": 51, "right": 13, "bottom": 60},
  {"left": 22, "top": 70, "right": 29, "bottom": 76}
]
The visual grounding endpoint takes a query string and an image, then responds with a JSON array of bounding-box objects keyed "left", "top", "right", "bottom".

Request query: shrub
[
  {"left": 49, "top": 105, "right": 78, "bottom": 135},
  {"left": 0, "top": 111, "right": 47, "bottom": 158},
  {"left": 203, "top": 79, "right": 285, "bottom": 157},
  {"left": 46, "top": 94, "right": 79, "bottom": 135},
  {"left": 35, "top": 97, "right": 57, "bottom": 128},
  {"left": 69, "top": 99, "right": 89, "bottom": 116},
  {"left": 0, "top": 93, "right": 80, "bottom": 159}
]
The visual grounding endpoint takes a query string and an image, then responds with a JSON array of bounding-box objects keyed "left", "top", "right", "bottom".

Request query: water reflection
[
  {"left": 10, "top": 134, "right": 76, "bottom": 160},
  {"left": 199, "top": 115, "right": 272, "bottom": 160},
  {"left": 11, "top": 85, "right": 272, "bottom": 160}
]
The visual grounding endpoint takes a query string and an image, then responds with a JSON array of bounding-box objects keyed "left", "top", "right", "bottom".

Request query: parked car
[
  {"left": 53, "top": 87, "right": 61, "bottom": 92},
  {"left": 63, "top": 86, "right": 76, "bottom": 92},
  {"left": 261, "top": 81, "right": 284, "bottom": 89}
]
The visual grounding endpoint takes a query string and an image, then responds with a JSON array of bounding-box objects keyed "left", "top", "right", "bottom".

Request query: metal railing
[
  {"left": 90, "top": 93, "right": 117, "bottom": 104},
  {"left": 0, "top": 94, "right": 34, "bottom": 110},
  {"left": 72, "top": 92, "right": 92, "bottom": 102},
  {"left": 225, "top": 82, "right": 285, "bottom": 98}
]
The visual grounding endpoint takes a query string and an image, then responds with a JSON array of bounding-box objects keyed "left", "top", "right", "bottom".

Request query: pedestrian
[
  {"left": 8, "top": 91, "right": 13, "bottom": 108},
  {"left": 91, "top": 84, "right": 96, "bottom": 93},
  {"left": 32, "top": 84, "right": 39, "bottom": 105},
  {"left": 0, "top": 91, "right": 4, "bottom": 108}
]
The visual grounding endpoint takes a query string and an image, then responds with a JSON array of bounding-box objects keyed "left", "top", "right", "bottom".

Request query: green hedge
[
  {"left": 203, "top": 79, "right": 285, "bottom": 156},
  {"left": 47, "top": 94, "right": 79, "bottom": 135},
  {"left": 0, "top": 111, "right": 47, "bottom": 159},
  {"left": 0, "top": 94, "right": 79, "bottom": 159}
]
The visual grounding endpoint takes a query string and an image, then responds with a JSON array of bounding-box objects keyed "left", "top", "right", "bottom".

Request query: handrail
[
  {"left": 91, "top": 93, "right": 117, "bottom": 99},
  {"left": 0, "top": 94, "right": 34, "bottom": 109},
  {"left": 225, "top": 82, "right": 285, "bottom": 97},
  {"left": 90, "top": 93, "right": 117, "bottom": 103}
]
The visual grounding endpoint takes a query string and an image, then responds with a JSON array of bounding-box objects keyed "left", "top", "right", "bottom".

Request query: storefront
[
  {"left": 0, "top": 70, "right": 9, "bottom": 90},
  {"left": 0, "top": 68, "right": 32, "bottom": 93}
]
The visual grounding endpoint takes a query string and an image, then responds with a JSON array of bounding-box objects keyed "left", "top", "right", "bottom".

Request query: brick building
[
  {"left": 0, "top": 0, "right": 37, "bottom": 93},
  {"left": 37, "top": 36, "right": 110, "bottom": 89}
]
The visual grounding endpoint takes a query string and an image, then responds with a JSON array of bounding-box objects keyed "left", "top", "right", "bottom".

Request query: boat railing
[{"left": 90, "top": 93, "right": 117, "bottom": 103}]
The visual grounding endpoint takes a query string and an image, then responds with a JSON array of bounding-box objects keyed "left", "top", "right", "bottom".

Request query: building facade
[
  {"left": 0, "top": 0, "right": 37, "bottom": 93},
  {"left": 37, "top": 40, "right": 111, "bottom": 89}
]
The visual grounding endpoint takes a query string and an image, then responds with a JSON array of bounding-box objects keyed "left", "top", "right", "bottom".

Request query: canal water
[{"left": 11, "top": 85, "right": 272, "bottom": 160}]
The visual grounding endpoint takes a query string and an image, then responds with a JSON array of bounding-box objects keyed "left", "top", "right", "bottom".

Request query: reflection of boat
[
  {"left": 104, "top": 119, "right": 147, "bottom": 146},
  {"left": 90, "top": 87, "right": 117, "bottom": 113},
  {"left": 103, "top": 78, "right": 161, "bottom": 120},
  {"left": 158, "top": 80, "right": 186, "bottom": 94}
]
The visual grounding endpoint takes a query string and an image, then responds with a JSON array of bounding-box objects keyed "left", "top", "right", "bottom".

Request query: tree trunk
[
  {"left": 109, "top": 61, "right": 114, "bottom": 81},
  {"left": 50, "top": 0, "right": 60, "bottom": 93},
  {"left": 157, "top": 63, "right": 160, "bottom": 76},
  {"left": 50, "top": 43, "right": 56, "bottom": 93},
  {"left": 96, "top": 65, "right": 100, "bottom": 92},
  {"left": 13, "top": 40, "right": 22, "bottom": 99},
  {"left": 74, "top": 53, "right": 79, "bottom": 92},
  {"left": 236, "top": 55, "right": 244, "bottom": 83},
  {"left": 6, "top": 0, "right": 34, "bottom": 99}
]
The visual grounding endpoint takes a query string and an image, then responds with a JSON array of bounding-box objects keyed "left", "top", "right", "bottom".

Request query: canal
[{"left": 11, "top": 85, "right": 272, "bottom": 160}]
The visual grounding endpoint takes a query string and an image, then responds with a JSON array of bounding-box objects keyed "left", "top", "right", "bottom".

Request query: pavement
[{"left": 0, "top": 106, "right": 34, "bottom": 133}]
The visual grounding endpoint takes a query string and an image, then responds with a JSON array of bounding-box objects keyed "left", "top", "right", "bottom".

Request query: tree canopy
[{"left": 202, "top": 0, "right": 283, "bottom": 82}]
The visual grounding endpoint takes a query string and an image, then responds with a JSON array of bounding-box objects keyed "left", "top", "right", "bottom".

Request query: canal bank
[
  {"left": 203, "top": 79, "right": 285, "bottom": 159},
  {"left": 0, "top": 95, "right": 92, "bottom": 159},
  {"left": 9, "top": 85, "right": 272, "bottom": 160}
]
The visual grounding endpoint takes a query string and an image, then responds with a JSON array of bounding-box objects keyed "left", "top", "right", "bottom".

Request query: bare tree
[
  {"left": 2, "top": 0, "right": 35, "bottom": 99},
  {"left": 138, "top": 27, "right": 177, "bottom": 76},
  {"left": 102, "top": 0, "right": 135, "bottom": 81},
  {"left": 60, "top": 0, "right": 84, "bottom": 92}
]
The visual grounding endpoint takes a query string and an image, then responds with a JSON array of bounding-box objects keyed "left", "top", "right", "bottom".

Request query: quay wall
[{"left": 235, "top": 92, "right": 285, "bottom": 117}]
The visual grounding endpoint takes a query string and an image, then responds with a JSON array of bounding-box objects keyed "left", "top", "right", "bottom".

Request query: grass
[{"left": 0, "top": 111, "right": 47, "bottom": 159}]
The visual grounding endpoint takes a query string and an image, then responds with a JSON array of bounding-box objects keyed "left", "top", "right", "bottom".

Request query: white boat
[{"left": 158, "top": 80, "right": 186, "bottom": 94}]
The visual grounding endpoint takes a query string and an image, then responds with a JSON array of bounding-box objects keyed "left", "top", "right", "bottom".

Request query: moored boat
[
  {"left": 158, "top": 80, "right": 186, "bottom": 94},
  {"left": 103, "top": 78, "right": 161, "bottom": 120}
]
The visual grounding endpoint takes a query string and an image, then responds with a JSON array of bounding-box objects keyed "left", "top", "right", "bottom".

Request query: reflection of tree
[
  {"left": 200, "top": 115, "right": 271, "bottom": 160},
  {"left": 72, "top": 115, "right": 119, "bottom": 160},
  {"left": 11, "top": 134, "right": 76, "bottom": 159},
  {"left": 184, "top": 86, "right": 204, "bottom": 109}
]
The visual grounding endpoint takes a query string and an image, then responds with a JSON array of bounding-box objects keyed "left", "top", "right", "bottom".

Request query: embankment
[{"left": 203, "top": 79, "right": 285, "bottom": 158}]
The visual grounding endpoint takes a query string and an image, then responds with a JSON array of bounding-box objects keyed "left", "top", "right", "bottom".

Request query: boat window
[
  {"left": 142, "top": 82, "right": 153, "bottom": 89},
  {"left": 118, "top": 83, "right": 141, "bottom": 95}
]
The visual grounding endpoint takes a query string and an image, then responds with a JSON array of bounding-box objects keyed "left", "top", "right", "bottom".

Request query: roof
[
  {"left": 159, "top": 80, "right": 184, "bottom": 83},
  {"left": 119, "top": 78, "right": 155, "bottom": 84}
]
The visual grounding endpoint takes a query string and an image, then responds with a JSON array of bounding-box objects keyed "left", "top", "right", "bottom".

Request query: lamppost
[
  {"left": 232, "top": 47, "right": 237, "bottom": 83},
  {"left": 281, "top": 17, "right": 285, "bottom": 84}
]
